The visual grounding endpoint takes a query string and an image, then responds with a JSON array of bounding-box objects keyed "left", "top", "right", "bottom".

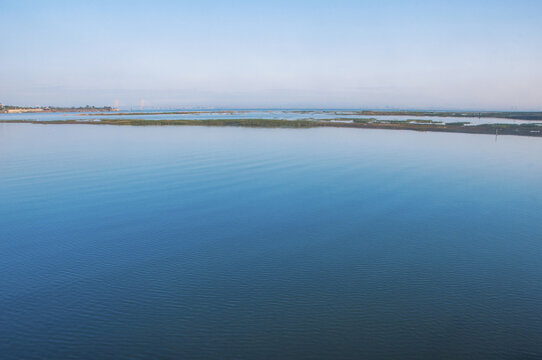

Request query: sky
[{"left": 1, "top": 0, "right": 541, "bottom": 110}]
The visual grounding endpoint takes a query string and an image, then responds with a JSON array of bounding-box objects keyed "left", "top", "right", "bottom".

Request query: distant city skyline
[{"left": 1, "top": 0, "right": 541, "bottom": 110}]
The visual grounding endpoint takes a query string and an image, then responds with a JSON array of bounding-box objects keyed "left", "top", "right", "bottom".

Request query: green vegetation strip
[{"left": 2, "top": 118, "right": 541, "bottom": 137}]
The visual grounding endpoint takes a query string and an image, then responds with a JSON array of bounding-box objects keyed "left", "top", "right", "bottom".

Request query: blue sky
[{"left": 1, "top": 0, "right": 541, "bottom": 109}]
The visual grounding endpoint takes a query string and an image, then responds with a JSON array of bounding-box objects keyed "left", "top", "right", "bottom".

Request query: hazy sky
[{"left": 1, "top": 0, "right": 541, "bottom": 109}]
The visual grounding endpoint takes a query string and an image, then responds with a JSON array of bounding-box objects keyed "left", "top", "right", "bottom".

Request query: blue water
[{"left": 1, "top": 124, "right": 542, "bottom": 359}]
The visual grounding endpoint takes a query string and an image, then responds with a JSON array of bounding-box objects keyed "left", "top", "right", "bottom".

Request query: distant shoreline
[
  {"left": 0, "top": 106, "right": 118, "bottom": 114},
  {"left": 2, "top": 118, "right": 541, "bottom": 137}
]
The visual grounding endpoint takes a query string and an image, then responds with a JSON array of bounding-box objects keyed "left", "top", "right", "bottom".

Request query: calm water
[
  {"left": 1, "top": 109, "right": 540, "bottom": 125},
  {"left": 1, "top": 124, "right": 542, "bottom": 359}
]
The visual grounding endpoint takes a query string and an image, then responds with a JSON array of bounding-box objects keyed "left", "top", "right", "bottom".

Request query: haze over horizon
[{"left": 1, "top": 0, "right": 541, "bottom": 110}]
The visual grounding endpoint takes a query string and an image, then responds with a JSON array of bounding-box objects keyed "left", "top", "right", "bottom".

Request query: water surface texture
[{"left": 1, "top": 124, "right": 542, "bottom": 359}]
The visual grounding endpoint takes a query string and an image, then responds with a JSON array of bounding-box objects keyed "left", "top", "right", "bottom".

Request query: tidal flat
[
  {"left": 2, "top": 109, "right": 542, "bottom": 128},
  {"left": 2, "top": 117, "right": 542, "bottom": 137}
]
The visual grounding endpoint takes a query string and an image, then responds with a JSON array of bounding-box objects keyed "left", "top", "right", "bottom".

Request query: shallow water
[
  {"left": 1, "top": 109, "right": 539, "bottom": 125},
  {"left": 1, "top": 124, "right": 542, "bottom": 359}
]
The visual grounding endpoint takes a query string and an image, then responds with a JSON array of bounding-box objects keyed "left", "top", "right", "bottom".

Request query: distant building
[{"left": 6, "top": 108, "right": 44, "bottom": 113}]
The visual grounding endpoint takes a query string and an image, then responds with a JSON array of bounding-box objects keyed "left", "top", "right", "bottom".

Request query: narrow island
[{"left": 2, "top": 117, "right": 541, "bottom": 137}]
